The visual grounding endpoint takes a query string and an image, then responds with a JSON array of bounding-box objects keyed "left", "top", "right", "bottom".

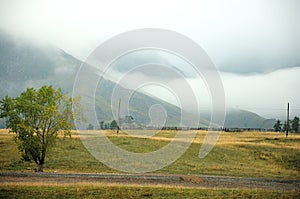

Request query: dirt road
[{"left": 0, "top": 172, "right": 299, "bottom": 190}]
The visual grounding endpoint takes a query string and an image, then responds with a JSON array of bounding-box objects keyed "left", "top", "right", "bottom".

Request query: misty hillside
[
  {"left": 0, "top": 31, "right": 275, "bottom": 129},
  {"left": 223, "top": 109, "right": 275, "bottom": 129},
  {"left": 0, "top": 31, "right": 80, "bottom": 96},
  {"left": 0, "top": 31, "right": 205, "bottom": 128}
]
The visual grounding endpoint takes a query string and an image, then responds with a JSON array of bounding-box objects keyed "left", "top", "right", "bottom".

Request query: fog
[
  {"left": 104, "top": 63, "right": 300, "bottom": 119},
  {"left": 1, "top": 0, "right": 299, "bottom": 73},
  {"left": 221, "top": 67, "right": 300, "bottom": 119},
  {"left": 0, "top": 0, "right": 299, "bottom": 119}
]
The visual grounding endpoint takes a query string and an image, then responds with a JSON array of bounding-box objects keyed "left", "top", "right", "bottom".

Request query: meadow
[
  {"left": 1, "top": 129, "right": 299, "bottom": 179},
  {"left": 1, "top": 184, "right": 299, "bottom": 199},
  {"left": 1, "top": 129, "right": 299, "bottom": 198}
]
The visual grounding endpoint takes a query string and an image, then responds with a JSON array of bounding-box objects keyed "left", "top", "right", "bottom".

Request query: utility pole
[
  {"left": 286, "top": 102, "right": 289, "bottom": 138},
  {"left": 117, "top": 98, "right": 121, "bottom": 134}
]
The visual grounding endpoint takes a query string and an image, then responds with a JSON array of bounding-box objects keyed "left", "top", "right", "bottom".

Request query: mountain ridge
[{"left": 0, "top": 31, "right": 275, "bottom": 129}]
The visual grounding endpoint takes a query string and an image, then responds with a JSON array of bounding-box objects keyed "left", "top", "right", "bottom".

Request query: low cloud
[
  {"left": 103, "top": 65, "right": 300, "bottom": 120},
  {"left": 1, "top": 0, "right": 299, "bottom": 74},
  {"left": 221, "top": 67, "right": 300, "bottom": 119}
]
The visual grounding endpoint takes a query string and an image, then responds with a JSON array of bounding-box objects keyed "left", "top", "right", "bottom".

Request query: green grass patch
[
  {"left": 107, "top": 135, "right": 168, "bottom": 153},
  {"left": 0, "top": 185, "right": 298, "bottom": 199},
  {"left": 0, "top": 129, "right": 299, "bottom": 179}
]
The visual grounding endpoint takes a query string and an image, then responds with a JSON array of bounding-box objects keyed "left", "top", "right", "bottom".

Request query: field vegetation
[
  {"left": 1, "top": 184, "right": 298, "bottom": 199},
  {"left": 1, "top": 129, "right": 299, "bottom": 198},
  {"left": 1, "top": 129, "right": 299, "bottom": 179}
]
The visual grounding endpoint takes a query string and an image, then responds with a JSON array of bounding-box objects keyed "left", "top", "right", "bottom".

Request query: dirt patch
[
  {"left": 180, "top": 175, "right": 204, "bottom": 184},
  {"left": 0, "top": 172, "right": 299, "bottom": 190}
]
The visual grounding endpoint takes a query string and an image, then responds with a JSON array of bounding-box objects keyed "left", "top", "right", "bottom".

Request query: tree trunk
[{"left": 37, "top": 163, "right": 44, "bottom": 172}]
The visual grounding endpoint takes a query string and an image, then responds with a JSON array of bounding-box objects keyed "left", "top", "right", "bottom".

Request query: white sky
[{"left": 0, "top": 0, "right": 299, "bottom": 119}]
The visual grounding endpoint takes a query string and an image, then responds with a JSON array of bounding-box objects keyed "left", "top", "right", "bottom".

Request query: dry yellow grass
[
  {"left": 1, "top": 129, "right": 299, "bottom": 179},
  {"left": 1, "top": 179, "right": 188, "bottom": 189}
]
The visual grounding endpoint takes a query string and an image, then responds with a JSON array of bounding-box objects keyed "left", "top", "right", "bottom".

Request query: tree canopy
[
  {"left": 274, "top": 117, "right": 299, "bottom": 134},
  {"left": 273, "top": 120, "right": 282, "bottom": 132},
  {"left": 291, "top": 116, "right": 299, "bottom": 133},
  {"left": 0, "top": 86, "right": 80, "bottom": 171}
]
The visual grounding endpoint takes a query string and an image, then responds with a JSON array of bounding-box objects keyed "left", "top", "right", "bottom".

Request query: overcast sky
[{"left": 0, "top": 0, "right": 299, "bottom": 119}]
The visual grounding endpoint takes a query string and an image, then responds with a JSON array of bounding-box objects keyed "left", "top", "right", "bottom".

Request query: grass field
[
  {"left": 1, "top": 184, "right": 299, "bottom": 199},
  {"left": 1, "top": 129, "right": 299, "bottom": 179},
  {"left": 1, "top": 129, "right": 299, "bottom": 198}
]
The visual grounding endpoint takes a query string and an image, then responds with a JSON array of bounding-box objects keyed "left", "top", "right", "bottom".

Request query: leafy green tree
[
  {"left": 273, "top": 120, "right": 282, "bottom": 132},
  {"left": 291, "top": 116, "right": 299, "bottom": 133},
  {"left": 110, "top": 120, "right": 118, "bottom": 129},
  {"left": 86, "top": 123, "right": 94, "bottom": 130},
  {"left": 99, "top": 121, "right": 104, "bottom": 129},
  {"left": 0, "top": 86, "right": 81, "bottom": 172}
]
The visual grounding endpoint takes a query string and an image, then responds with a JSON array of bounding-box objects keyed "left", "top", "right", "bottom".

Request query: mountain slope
[
  {"left": 0, "top": 31, "right": 80, "bottom": 97},
  {"left": 0, "top": 31, "right": 275, "bottom": 129},
  {"left": 223, "top": 109, "right": 275, "bottom": 129},
  {"left": 0, "top": 31, "right": 206, "bottom": 128}
]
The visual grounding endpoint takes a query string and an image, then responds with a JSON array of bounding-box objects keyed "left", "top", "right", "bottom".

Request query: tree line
[
  {"left": 86, "top": 120, "right": 119, "bottom": 130},
  {"left": 273, "top": 116, "right": 299, "bottom": 133}
]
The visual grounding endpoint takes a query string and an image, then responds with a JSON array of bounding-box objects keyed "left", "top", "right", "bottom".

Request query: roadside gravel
[{"left": 0, "top": 172, "right": 299, "bottom": 190}]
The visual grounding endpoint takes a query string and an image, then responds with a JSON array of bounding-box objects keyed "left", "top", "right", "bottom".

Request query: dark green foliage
[
  {"left": 282, "top": 120, "right": 291, "bottom": 132},
  {"left": 273, "top": 120, "right": 282, "bottom": 132},
  {"left": 110, "top": 120, "right": 118, "bottom": 129},
  {"left": 99, "top": 121, "right": 104, "bottom": 129},
  {"left": 86, "top": 124, "right": 94, "bottom": 130},
  {"left": 99, "top": 121, "right": 115, "bottom": 130},
  {"left": 0, "top": 86, "right": 80, "bottom": 171},
  {"left": 291, "top": 116, "right": 299, "bottom": 133}
]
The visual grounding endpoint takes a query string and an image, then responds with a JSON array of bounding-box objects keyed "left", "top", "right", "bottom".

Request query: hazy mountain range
[{"left": 0, "top": 31, "right": 276, "bottom": 129}]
